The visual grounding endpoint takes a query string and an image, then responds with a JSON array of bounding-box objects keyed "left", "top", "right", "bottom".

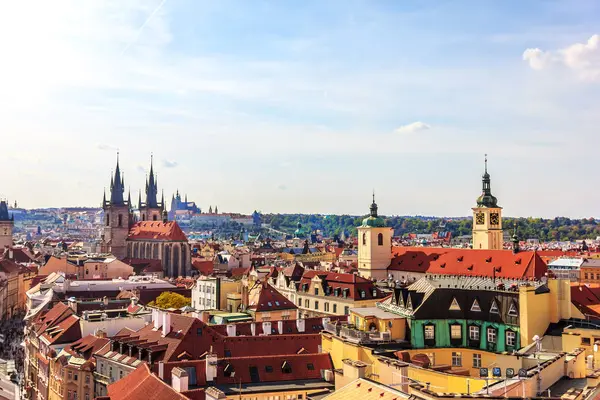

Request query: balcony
[
  {"left": 324, "top": 322, "right": 392, "bottom": 344},
  {"left": 93, "top": 372, "right": 111, "bottom": 386}
]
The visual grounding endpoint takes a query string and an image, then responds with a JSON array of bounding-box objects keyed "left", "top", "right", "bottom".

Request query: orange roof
[
  {"left": 389, "top": 247, "right": 547, "bottom": 279},
  {"left": 107, "top": 363, "right": 188, "bottom": 400},
  {"left": 128, "top": 221, "right": 188, "bottom": 242},
  {"left": 249, "top": 283, "right": 297, "bottom": 312}
]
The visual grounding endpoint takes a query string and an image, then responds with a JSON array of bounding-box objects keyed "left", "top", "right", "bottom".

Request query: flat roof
[{"left": 351, "top": 307, "right": 400, "bottom": 319}]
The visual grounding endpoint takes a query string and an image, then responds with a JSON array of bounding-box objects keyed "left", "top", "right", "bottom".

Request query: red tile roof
[
  {"left": 191, "top": 258, "right": 213, "bottom": 276},
  {"left": 161, "top": 353, "right": 333, "bottom": 388},
  {"left": 128, "top": 221, "right": 188, "bottom": 242},
  {"left": 0, "top": 259, "right": 23, "bottom": 275},
  {"left": 32, "top": 302, "right": 74, "bottom": 336},
  {"left": 297, "top": 271, "right": 386, "bottom": 301},
  {"left": 65, "top": 334, "right": 110, "bottom": 359},
  {"left": 571, "top": 284, "right": 600, "bottom": 318},
  {"left": 248, "top": 283, "right": 297, "bottom": 312},
  {"left": 40, "top": 314, "right": 82, "bottom": 345},
  {"left": 389, "top": 247, "right": 547, "bottom": 279},
  {"left": 107, "top": 363, "right": 188, "bottom": 400}
]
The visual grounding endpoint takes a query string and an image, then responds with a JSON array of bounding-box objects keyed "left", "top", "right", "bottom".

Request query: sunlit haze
[{"left": 1, "top": 0, "right": 599, "bottom": 218}]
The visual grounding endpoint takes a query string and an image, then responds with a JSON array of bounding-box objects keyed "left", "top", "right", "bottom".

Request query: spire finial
[
  {"left": 372, "top": 189, "right": 375, "bottom": 204},
  {"left": 484, "top": 153, "right": 488, "bottom": 174}
]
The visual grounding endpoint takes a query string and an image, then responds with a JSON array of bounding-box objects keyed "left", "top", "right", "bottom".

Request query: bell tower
[
  {"left": 0, "top": 200, "right": 14, "bottom": 250},
  {"left": 472, "top": 155, "right": 503, "bottom": 250},
  {"left": 357, "top": 193, "right": 393, "bottom": 280},
  {"left": 101, "top": 153, "right": 130, "bottom": 259}
]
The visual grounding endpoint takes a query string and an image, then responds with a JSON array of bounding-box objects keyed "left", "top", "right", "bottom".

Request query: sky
[{"left": 0, "top": 0, "right": 599, "bottom": 218}]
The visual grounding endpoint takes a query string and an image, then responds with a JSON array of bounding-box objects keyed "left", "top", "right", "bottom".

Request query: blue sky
[{"left": 0, "top": 0, "right": 598, "bottom": 218}]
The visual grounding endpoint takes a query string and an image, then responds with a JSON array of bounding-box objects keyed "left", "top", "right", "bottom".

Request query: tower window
[
  {"left": 106, "top": 214, "right": 110, "bottom": 226},
  {"left": 378, "top": 233, "right": 383, "bottom": 246},
  {"left": 362, "top": 233, "right": 366, "bottom": 246},
  {"left": 118, "top": 214, "right": 123, "bottom": 227},
  {"left": 153, "top": 215, "right": 158, "bottom": 221}
]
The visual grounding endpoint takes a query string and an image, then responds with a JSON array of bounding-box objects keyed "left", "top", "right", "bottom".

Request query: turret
[{"left": 109, "top": 153, "right": 125, "bottom": 206}]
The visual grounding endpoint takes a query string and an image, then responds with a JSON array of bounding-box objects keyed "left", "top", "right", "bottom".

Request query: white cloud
[
  {"left": 395, "top": 121, "right": 431, "bottom": 134},
  {"left": 162, "top": 160, "right": 178, "bottom": 168},
  {"left": 523, "top": 34, "right": 600, "bottom": 81},
  {"left": 96, "top": 143, "right": 118, "bottom": 151}
]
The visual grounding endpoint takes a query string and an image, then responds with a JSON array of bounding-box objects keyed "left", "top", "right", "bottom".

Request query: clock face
[
  {"left": 475, "top": 212, "right": 485, "bottom": 225},
  {"left": 490, "top": 213, "right": 500, "bottom": 225}
]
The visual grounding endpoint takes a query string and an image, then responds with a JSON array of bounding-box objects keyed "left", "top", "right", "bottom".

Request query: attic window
[
  {"left": 275, "top": 301, "right": 280, "bottom": 306},
  {"left": 457, "top": 256, "right": 464, "bottom": 262},
  {"left": 471, "top": 299, "right": 481, "bottom": 312},
  {"left": 307, "top": 363, "right": 315, "bottom": 370},
  {"left": 515, "top": 258, "right": 522, "bottom": 265},
  {"left": 360, "top": 290, "right": 366, "bottom": 299},
  {"left": 490, "top": 300, "right": 500, "bottom": 314},
  {"left": 433, "top": 255, "right": 439, "bottom": 261},
  {"left": 334, "top": 288, "right": 340, "bottom": 296},
  {"left": 467, "top": 265, "right": 473, "bottom": 271},
  {"left": 268, "top": 302, "right": 273, "bottom": 307},
  {"left": 449, "top": 297, "right": 461, "bottom": 311},
  {"left": 440, "top": 263, "right": 446, "bottom": 268},
  {"left": 508, "top": 302, "right": 518, "bottom": 317},
  {"left": 265, "top": 365, "right": 273, "bottom": 373},
  {"left": 282, "top": 361, "right": 292, "bottom": 374},
  {"left": 486, "top": 257, "right": 492, "bottom": 263},
  {"left": 406, "top": 296, "right": 413, "bottom": 310}
]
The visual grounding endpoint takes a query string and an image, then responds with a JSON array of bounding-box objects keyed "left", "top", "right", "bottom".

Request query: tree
[{"left": 148, "top": 291, "right": 191, "bottom": 309}]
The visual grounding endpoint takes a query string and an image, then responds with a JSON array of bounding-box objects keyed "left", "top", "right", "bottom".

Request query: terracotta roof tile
[
  {"left": 248, "top": 283, "right": 297, "bottom": 312},
  {"left": 128, "top": 221, "right": 188, "bottom": 242},
  {"left": 107, "top": 363, "right": 188, "bottom": 400}
]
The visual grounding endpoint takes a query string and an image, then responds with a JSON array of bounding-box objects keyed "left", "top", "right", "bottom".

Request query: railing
[
  {"left": 324, "top": 322, "right": 393, "bottom": 344},
  {"left": 93, "top": 371, "right": 111, "bottom": 385}
]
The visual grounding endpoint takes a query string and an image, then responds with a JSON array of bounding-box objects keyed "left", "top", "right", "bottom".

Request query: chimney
[
  {"left": 278, "top": 320, "right": 284, "bottom": 334},
  {"left": 153, "top": 309, "right": 162, "bottom": 330},
  {"left": 296, "top": 318, "right": 305, "bottom": 333},
  {"left": 158, "top": 361, "right": 165, "bottom": 379},
  {"left": 162, "top": 312, "right": 172, "bottom": 336},
  {"left": 250, "top": 323, "right": 256, "bottom": 336},
  {"left": 226, "top": 324, "right": 236, "bottom": 337},
  {"left": 171, "top": 367, "right": 189, "bottom": 392},
  {"left": 205, "top": 354, "right": 218, "bottom": 382},
  {"left": 262, "top": 321, "right": 272, "bottom": 335},
  {"left": 94, "top": 329, "right": 107, "bottom": 338}
]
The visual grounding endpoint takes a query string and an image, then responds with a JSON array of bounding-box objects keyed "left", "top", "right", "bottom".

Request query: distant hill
[{"left": 262, "top": 214, "right": 600, "bottom": 242}]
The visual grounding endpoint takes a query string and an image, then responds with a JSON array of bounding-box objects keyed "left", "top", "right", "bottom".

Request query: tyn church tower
[
  {"left": 138, "top": 156, "right": 164, "bottom": 222},
  {"left": 101, "top": 154, "right": 131, "bottom": 259}
]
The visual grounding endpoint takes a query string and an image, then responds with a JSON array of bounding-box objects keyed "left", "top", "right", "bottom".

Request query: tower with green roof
[
  {"left": 357, "top": 193, "right": 393, "bottom": 280},
  {"left": 472, "top": 155, "right": 503, "bottom": 250}
]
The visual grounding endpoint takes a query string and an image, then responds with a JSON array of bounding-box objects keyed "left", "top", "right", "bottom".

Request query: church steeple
[
  {"left": 370, "top": 191, "right": 378, "bottom": 217},
  {"left": 110, "top": 153, "right": 125, "bottom": 205},
  {"left": 146, "top": 155, "right": 159, "bottom": 208},
  {"left": 476, "top": 154, "right": 498, "bottom": 208},
  {"left": 512, "top": 221, "right": 520, "bottom": 253}
]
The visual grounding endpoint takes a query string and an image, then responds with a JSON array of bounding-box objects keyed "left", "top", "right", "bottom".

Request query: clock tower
[
  {"left": 357, "top": 194, "right": 393, "bottom": 280},
  {"left": 0, "top": 200, "right": 14, "bottom": 250},
  {"left": 472, "top": 156, "right": 503, "bottom": 250}
]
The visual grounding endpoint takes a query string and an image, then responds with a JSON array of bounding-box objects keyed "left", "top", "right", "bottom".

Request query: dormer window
[
  {"left": 372, "top": 289, "right": 377, "bottom": 297},
  {"left": 508, "top": 302, "right": 518, "bottom": 317},
  {"left": 471, "top": 299, "right": 481, "bottom": 312},
  {"left": 282, "top": 361, "right": 292, "bottom": 374},
  {"left": 343, "top": 288, "right": 349, "bottom": 298},
  {"left": 406, "top": 296, "right": 413, "bottom": 310},
  {"left": 449, "top": 297, "right": 461, "bottom": 311},
  {"left": 360, "top": 290, "right": 366, "bottom": 299},
  {"left": 490, "top": 300, "right": 499, "bottom": 314}
]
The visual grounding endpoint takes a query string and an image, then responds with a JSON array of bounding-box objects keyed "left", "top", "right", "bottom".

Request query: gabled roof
[
  {"left": 571, "top": 284, "right": 600, "bottom": 318},
  {"left": 107, "top": 363, "right": 188, "bottom": 400},
  {"left": 40, "top": 314, "right": 82, "bottom": 345},
  {"left": 128, "top": 221, "right": 188, "bottom": 242},
  {"left": 65, "top": 334, "right": 110, "bottom": 360},
  {"left": 297, "top": 271, "right": 385, "bottom": 301},
  {"left": 0, "top": 259, "right": 23, "bottom": 275},
  {"left": 248, "top": 283, "right": 297, "bottom": 312},
  {"left": 389, "top": 247, "right": 547, "bottom": 280},
  {"left": 32, "top": 301, "right": 74, "bottom": 336}
]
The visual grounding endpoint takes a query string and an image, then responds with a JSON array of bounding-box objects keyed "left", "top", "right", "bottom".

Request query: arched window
[
  {"left": 362, "top": 233, "right": 366, "bottom": 246},
  {"left": 153, "top": 243, "right": 159, "bottom": 259},
  {"left": 118, "top": 214, "right": 123, "bottom": 227},
  {"left": 153, "top": 214, "right": 158, "bottom": 221},
  {"left": 164, "top": 245, "right": 171, "bottom": 275},
  {"left": 378, "top": 233, "right": 383, "bottom": 246},
  {"left": 181, "top": 246, "right": 187, "bottom": 277},
  {"left": 173, "top": 245, "right": 181, "bottom": 277},
  {"left": 106, "top": 214, "right": 110, "bottom": 226}
]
